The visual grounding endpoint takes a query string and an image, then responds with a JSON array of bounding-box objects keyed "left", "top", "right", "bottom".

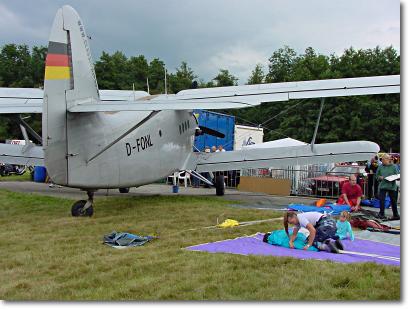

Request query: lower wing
[
  {"left": 0, "top": 143, "right": 44, "bottom": 166},
  {"left": 186, "top": 141, "right": 379, "bottom": 172}
]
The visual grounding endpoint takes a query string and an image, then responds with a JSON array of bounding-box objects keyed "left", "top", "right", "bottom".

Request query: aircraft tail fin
[{"left": 43, "top": 5, "right": 99, "bottom": 185}]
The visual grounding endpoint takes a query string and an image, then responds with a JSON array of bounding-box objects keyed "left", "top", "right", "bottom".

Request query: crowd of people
[
  {"left": 336, "top": 153, "right": 400, "bottom": 220},
  {"left": 203, "top": 145, "right": 226, "bottom": 153}
]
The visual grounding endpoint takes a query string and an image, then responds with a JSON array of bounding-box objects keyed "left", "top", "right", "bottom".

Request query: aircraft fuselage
[{"left": 52, "top": 109, "right": 196, "bottom": 189}]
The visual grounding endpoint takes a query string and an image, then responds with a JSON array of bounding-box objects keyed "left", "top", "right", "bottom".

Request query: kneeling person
[
  {"left": 283, "top": 211, "right": 343, "bottom": 253},
  {"left": 336, "top": 175, "right": 363, "bottom": 212}
]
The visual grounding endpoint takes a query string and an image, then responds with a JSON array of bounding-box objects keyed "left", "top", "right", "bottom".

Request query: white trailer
[{"left": 234, "top": 124, "right": 264, "bottom": 150}]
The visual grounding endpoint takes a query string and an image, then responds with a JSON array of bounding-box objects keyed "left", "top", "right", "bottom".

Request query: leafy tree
[
  {"left": 169, "top": 61, "right": 197, "bottom": 93},
  {"left": 128, "top": 55, "right": 149, "bottom": 91},
  {"left": 265, "top": 45, "right": 297, "bottom": 83},
  {"left": 31, "top": 46, "right": 47, "bottom": 88},
  {"left": 0, "top": 43, "right": 401, "bottom": 151},
  {"left": 198, "top": 79, "right": 215, "bottom": 88},
  {"left": 0, "top": 44, "right": 33, "bottom": 87},
  {"left": 247, "top": 64, "right": 265, "bottom": 85},
  {"left": 148, "top": 58, "right": 166, "bottom": 94},
  {"left": 213, "top": 69, "right": 238, "bottom": 87},
  {"left": 291, "top": 47, "right": 332, "bottom": 80},
  {"left": 94, "top": 51, "right": 129, "bottom": 89}
]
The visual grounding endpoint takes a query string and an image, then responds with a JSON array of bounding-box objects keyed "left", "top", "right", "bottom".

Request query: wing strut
[
  {"left": 13, "top": 115, "right": 42, "bottom": 145},
  {"left": 310, "top": 98, "right": 325, "bottom": 151}
]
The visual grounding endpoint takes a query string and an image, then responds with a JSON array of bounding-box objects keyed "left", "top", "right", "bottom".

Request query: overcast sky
[{"left": 0, "top": 0, "right": 400, "bottom": 84}]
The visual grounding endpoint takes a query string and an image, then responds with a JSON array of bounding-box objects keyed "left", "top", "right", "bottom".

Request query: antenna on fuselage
[
  {"left": 164, "top": 67, "right": 168, "bottom": 95},
  {"left": 146, "top": 77, "right": 150, "bottom": 95}
]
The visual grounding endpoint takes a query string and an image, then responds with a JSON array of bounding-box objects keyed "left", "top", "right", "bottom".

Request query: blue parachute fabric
[
  {"left": 361, "top": 197, "right": 391, "bottom": 209},
  {"left": 361, "top": 199, "right": 372, "bottom": 206},
  {"left": 267, "top": 229, "right": 319, "bottom": 252},
  {"left": 288, "top": 204, "right": 350, "bottom": 215}
]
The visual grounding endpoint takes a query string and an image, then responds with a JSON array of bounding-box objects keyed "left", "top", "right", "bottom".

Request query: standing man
[
  {"left": 376, "top": 154, "right": 400, "bottom": 220},
  {"left": 336, "top": 175, "right": 363, "bottom": 212},
  {"left": 365, "top": 156, "right": 379, "bottom": 198}
]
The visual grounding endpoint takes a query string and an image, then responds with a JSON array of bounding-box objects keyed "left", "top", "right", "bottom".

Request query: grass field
[
  {"left": 0, "top": 171, "right": 32, "bottom": 182},
  {"left": 0, "top": 188, "right": 400, "bottom": 300}
]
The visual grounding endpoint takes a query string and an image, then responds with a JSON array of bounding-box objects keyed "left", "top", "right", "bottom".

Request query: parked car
[{"left": 307, "top": 165, "right": 366, "bottom": 198}]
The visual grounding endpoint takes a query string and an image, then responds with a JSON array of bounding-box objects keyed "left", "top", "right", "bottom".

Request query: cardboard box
[{"left": 238, "top": 176, "right": 291, "bottom": 196}]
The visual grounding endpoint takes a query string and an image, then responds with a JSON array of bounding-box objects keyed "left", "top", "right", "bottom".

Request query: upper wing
[
  {"left": 176, "top": 74, "right": 400, "bottom": 101},
  {"left": 0, "top": 75, "right": 400, "bottom": 114},
  {"left": 0, "top": 88, "right": 150, "bottom": 114},
  {"left": 68, "top": 74, "right": 400, "bottom": 112},
  {"left": 186, "top": 141, "right": 380, "bottom": 172}
]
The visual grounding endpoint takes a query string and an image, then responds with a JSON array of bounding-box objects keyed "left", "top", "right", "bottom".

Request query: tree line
[{"left": 0, "top": 43, "right": 400, "bottom": 152}]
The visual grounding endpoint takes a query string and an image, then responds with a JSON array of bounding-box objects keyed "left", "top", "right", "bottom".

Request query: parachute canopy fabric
[
  {"left": 288, "top": 204, "right": 351, "bottom": 215},
  {"left": 186, "top": 233, "right": 400, "bottom": 266},
  {"left": 103, "top": 231, "right": 154, "bottom": 248},
  {"left": 361, "top": 197, "right": 391, "bottom": 209},
  {"left": 266, "top": 229, "right": 318, "bottom": 251}
]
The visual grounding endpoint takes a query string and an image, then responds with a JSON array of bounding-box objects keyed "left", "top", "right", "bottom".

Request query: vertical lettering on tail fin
[
  {"left": 66, "top": 31, "right": 74, "bottom": 89},
  {"left": 77, "top": 19, "right": 98, "bottom": 91}
]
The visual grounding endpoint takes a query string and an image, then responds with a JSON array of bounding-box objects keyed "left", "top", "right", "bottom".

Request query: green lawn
[
  {"left": 0, "top": 170, "right": 32, "bottom": 182},
  {"left": 0, "top": 189, "right": 400, "bottom": 300}
]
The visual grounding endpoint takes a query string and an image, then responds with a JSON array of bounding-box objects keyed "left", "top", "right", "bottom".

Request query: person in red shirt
[{"left": 336, "top": 175, "right": 363, "bottom": 212}]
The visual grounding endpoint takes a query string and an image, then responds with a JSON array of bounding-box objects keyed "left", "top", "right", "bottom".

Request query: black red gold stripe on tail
[{"left": 45, "top": 41, "right": 71, "bottom": 80}]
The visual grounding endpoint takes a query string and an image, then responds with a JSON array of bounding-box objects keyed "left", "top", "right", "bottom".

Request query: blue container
[
  {"left": 33, "top": 166, "right": 47, "bottom": 183},
  {"left": 193, "top": 109, "right": 235, "bottom": 151},
  {"left": 172, "top": 185, "right": 179, "bottom": 193}
]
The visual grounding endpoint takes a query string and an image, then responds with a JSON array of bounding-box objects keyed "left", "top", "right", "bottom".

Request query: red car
[{"left": 307, "top": 165, "right": 366, "bottom": 198}]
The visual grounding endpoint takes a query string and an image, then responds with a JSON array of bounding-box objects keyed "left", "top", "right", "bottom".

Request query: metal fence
[
  {"left": 170, "top": 164, "right": 371, "bottom": 199},
  {"left": 241, "top": 164, "right": 369, "bottom": 198}
]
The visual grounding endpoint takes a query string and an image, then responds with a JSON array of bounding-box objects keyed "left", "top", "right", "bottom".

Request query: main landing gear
[
  {"left": 71, "top": 191, "right": 94, "bottom": 217},
  {"left": 215, "top": 174, "right": 225, "bottom": 196},
  {"left": 119, "top": 187, "right": 130, "bottom": 193}
]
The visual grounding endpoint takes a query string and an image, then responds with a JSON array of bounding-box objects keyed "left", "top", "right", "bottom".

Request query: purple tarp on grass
[{"left": 186, "top": 233, "right": 400, "bottom": 266}]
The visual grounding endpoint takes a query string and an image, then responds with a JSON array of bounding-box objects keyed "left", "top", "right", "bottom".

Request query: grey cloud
[{"left": 0, "top": 0, "right": 400, "bottom": 84}]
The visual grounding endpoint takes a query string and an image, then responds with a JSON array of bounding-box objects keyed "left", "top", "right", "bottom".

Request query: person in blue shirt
[{"left": 336, "top": 211, "right": 354, "bottom": 241}]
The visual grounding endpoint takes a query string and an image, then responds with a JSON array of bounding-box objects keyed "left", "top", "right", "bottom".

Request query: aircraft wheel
[
  {"left": 71, "top": 200, "right": 94, "bottom": 217},
  {"left": 215, "top": 175, "right": 225, "bottom": 196},
  {"left": 119, "top": 187, "right": 130, "bottom": 194}
]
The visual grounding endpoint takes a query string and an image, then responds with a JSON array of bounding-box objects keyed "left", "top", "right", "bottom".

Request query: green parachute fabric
[{"left": 267, "top": 229, "right": 319, "bottom": 251}]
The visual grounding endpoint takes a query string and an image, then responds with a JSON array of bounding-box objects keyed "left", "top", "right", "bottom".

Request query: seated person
[
  {"left": 336, "top": 211, "right": 354, "bottom": 241},
  {"left": 336, "top": 175, "right": 362, "bottom": 212}
]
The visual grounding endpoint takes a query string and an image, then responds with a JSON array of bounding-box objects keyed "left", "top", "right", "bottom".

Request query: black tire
[
  {"left": 119, "top": 187, "right": 130, "bottom": 193},
  {"left": 71, "top": 200, "right": 94, "bottom": 217},
  {"left": 215, "top": 175, "right": 225, "bottom": 196}
]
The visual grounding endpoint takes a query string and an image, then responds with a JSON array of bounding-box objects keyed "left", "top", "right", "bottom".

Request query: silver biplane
[{"left": 0, "top": 6, "right": 400, "bottom": 216}]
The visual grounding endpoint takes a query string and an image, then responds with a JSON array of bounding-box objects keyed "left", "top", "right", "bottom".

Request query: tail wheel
[
  {"left": 215, "top": 175, "right": 225, "bottom": 196},
  {"left": 71, "top": 200, "right": 94, "bottom": 217},
  {"left": 119, "top": 187, "right": 130, "bottom": 194}
]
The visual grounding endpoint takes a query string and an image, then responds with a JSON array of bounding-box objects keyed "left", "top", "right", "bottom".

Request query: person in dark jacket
[
  {"left": 365, "top": 156, "right": 380, "bottom": 198},
  {"left": 376, "top": 154, "right": 400, "bottom": 220}
]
